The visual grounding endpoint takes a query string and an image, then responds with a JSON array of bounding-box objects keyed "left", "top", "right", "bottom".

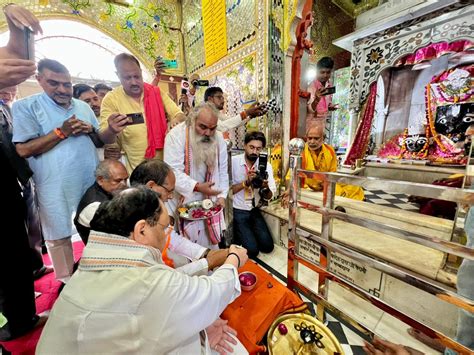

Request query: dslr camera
[{"left": 251, "top": 152, "right": 272, "bottom": 205}]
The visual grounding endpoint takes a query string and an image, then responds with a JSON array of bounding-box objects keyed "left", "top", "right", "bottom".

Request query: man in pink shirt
[{"left": 307, "top": 57, "right": 338, "bottom": 129}]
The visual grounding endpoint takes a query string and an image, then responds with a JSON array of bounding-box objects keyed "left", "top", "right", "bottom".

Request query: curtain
[{"left": 344, "top": 83, "right": 377, "bottom": 165}]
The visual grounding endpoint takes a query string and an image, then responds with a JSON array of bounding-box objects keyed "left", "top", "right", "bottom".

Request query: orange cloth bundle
[{"left": 221, "top": 261, "right": 307, "bottom": 354}]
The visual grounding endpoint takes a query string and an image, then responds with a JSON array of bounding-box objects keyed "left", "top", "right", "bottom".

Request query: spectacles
[{"left": 159, "top": 184, "right": 174, "bottom": 195}]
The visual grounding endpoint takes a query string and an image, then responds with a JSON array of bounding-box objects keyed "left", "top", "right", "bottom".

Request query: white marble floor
[{"left": 254, "top": 244, "right": 443, "bottom": 355}]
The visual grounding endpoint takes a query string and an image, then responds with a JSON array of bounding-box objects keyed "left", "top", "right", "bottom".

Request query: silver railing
[{"left": 286, "top": 138, "right": 474, "bottom": 354}]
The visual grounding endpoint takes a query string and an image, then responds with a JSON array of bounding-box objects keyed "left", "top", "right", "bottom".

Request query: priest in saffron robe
[
  {"left": 285, "top": 124, "right": 364, "bottom": 201},
  {"left": 164, "top": 103, "right": 229, "bottom": 249}
]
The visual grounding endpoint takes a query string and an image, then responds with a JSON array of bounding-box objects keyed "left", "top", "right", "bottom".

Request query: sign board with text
[
  {"left": 297, "top": 236, "right": 321, "bottom": 265},
  {"left": 329, "top": 252, "right": 385, "bottom": 297},
  {"left": 202, "top": 0, "right": 228, "bottom": 67}
]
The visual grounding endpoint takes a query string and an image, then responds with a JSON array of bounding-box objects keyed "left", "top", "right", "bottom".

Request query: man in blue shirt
[{"left": 12, "top": 59, "right": 127, "bottom": 282}]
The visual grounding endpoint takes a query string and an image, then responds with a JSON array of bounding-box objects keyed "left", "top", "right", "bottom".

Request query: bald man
[
  {"left": 74, "top": 159, "right": 129, "bottom": 244},
  {"left": 284, "top": 124, "right": 364, "bottom": 201}
]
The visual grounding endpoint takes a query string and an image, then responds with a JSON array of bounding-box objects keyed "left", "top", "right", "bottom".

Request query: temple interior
[{"left": 0, "top": 1, "right": 473, "bottom": 354}]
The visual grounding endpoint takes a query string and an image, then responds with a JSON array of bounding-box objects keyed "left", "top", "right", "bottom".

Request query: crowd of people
[{"left": 1, "top": 4, "right": 471, "bottom": 355}]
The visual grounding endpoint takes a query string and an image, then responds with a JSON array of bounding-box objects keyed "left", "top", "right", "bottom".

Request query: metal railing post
[{"left": 287, "top": 138, "right": 305, "bottom": 291}]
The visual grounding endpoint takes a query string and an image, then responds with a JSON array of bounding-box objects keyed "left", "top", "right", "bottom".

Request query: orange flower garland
[{"left": 398, "top": 126, "right": 430, "bottom": 159}]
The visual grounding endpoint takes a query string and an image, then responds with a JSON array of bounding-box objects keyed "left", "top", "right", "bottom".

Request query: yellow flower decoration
[
  {"left": 115, "top": 23, "right": 123, "bottom": 32},
  {"left": 39, "top": 0, "right": 49, "bottom": 5},
  {"left": 99, "top": 13, "right": 109, "bottom": 22},
  {"left": 151, "top": 31, "right": 159, "bottom": 40}
]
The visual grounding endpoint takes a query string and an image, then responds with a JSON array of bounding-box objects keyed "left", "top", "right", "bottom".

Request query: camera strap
[{"left": 244, "top": 164, "right": 256, "bottom": 208}]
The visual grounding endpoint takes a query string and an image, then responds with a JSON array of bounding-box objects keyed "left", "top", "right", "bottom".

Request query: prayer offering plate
[
  {"left": 267, "top": 313, "right": 344, "bottom": 354},
  {"left": 178, "top": 199, "right": 222, "bottom": 221}
]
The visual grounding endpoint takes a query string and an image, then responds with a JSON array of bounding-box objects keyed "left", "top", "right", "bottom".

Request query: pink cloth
[
  {"left": 0, "top": 241, "right": 85, "bottom": 355},
  {"left": 306, "top": 79, "right": 333, "bottom": 128},
  {"left": 395, "top": 40, "right": 473, "bottom": 67}
]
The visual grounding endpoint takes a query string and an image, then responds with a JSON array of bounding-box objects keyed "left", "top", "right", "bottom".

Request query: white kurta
[
  {"left": 77, "top": 202, "right": 210, "bottom": 276},
  {"left": 36, "top": 232, "right": 241, "bottom": 354},
  {"left": 232, "top": 154, "right": 277, "bottom": 211},
  {"left": 217, "top": 113, "right": 249, "bottom": 132},
  {"left": 164, "top": 122, "right": 229, "bottom": 249}
]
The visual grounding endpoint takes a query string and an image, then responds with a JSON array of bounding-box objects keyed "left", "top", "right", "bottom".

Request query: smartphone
[
  {"left": 24, "top": 28, "right": 35, "bottom": 61},
  {"left": 322, "top": 86, "right": 336, "bottom": 96},
  {"left": 124, "top": 113, "right": 145, "bottom": 126}
]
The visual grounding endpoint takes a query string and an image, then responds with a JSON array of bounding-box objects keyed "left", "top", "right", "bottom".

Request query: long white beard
[{"left": 189, "top": 127, "right": 217, "bottom": 170}]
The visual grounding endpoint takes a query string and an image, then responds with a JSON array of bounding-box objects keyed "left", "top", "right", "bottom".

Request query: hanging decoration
[{"left": 0, "top": 0, "right": 183, "bottom": 72}]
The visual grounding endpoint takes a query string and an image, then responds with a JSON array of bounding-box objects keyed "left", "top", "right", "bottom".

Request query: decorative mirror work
[
  {"left": 182, "top": 0, "right": 258, "bottom": 73},
  {"left": 349, "top": 3, "right": 472, "bottom": 107},
  {"left": 205, "top": 54, "right": 258, "bottom": 149},
  {"left": 184, "top": 0, "right": 268, "bottom": 150},
  {"left": 309, "top": 0, "right": 354, "bottom": 67},
  {"left": 268, "top": 4, "right": 285, "bottom": 186},
  {"left": 329, "top": 67, "right": 351, "bottom": 150},
  {"left": 0, "top": 0, "right": 183, "bottom": 72},
  {"left": 270, "top": 0, "right": 298, "bottom": 53}
]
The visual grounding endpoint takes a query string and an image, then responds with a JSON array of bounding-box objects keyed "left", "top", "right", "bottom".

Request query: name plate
[
  {"left": 329, "top": 252, "right": 384, "bottom": 297},
  {"left": 297, "top": 236, "right": 321, "bottom": 265}
]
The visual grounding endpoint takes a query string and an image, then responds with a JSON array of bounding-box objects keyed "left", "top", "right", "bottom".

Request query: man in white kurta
[
  {"left": 36, "top": 186, "right": 245, "bottom": 354},
  {"left": 164, "top": 103, "right": 229, "bottom": 249},
  {"left": 204, "top": 86, "right": 265, "bottom": 133}
]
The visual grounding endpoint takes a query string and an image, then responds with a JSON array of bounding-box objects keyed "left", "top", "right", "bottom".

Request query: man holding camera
[{"left": 231, "top": 131, "right": 276, "bottom": 258}]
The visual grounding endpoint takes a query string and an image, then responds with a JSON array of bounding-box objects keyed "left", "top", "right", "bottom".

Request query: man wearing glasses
[
  {"left": 74, "top": 159, "right": 129, "bottom": 244},
  {"left": 204, "top": 87, "right": 265, "bottom": 132}
]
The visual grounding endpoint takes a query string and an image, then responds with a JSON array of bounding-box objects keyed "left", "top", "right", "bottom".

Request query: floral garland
[
  {"left": 398, "top": 126, "right": 430, "bottom": 159},
  {"left": 435, "top": 79, "right": 473, "bottom": 103}
]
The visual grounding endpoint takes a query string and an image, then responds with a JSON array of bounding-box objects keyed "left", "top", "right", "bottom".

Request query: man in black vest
[{"left": 74, "top": 159, "right": 128, "bottom": 244}]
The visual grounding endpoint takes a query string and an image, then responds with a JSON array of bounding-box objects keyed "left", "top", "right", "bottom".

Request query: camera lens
[{"left": 251, "top": 176, "right": 263, "bottom": 189}]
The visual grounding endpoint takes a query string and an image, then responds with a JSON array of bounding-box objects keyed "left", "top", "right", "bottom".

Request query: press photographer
[
  {"left": 179, "top": 74, "right": 209, "bottom": 115},
  {"left": 231, "top": 131, "right": 276, "bottom": 258}
]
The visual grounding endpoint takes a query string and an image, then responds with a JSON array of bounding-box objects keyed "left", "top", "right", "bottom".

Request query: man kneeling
[
  {"left": 37, "top": 186, "right": 248, "bottom": 354},
  {"left": 231, "top": 131, "right": 276, "bottom": 258}
]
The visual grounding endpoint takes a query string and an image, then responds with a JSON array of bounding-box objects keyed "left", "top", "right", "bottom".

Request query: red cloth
[
  {"left": 0, "top": 242, "right": 84, "bottom": 355},
  {"left": 344, "top": 82, "right": 378, "bottom": 165},
  {"left": 221, "top": 261, "right": 307, "bottom": 354},
  {"left": 143, "top": 83, "right": 168, "bottom": 158}
]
